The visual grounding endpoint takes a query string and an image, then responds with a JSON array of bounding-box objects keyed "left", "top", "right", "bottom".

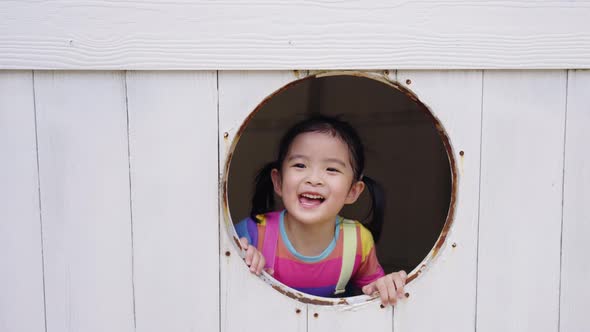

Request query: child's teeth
[{"left": 302, "top": 194, "right": 323, "bottom": 199}]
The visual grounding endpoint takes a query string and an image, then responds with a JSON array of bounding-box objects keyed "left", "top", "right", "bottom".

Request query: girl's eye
[
  {"left": 293, "top": 163, "right": 306, "bottom": 168},
  {"left": 326, "top": 167, "right": 341, "bottom": 173}
]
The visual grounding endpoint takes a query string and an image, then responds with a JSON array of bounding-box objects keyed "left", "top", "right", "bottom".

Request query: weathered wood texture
[
  {"left": 394, "top": 71, "right": 482, "bottom": 332},
  {"left": 1, "top": 69, "right": 588, "bottom": 332},
  {"left": 125, "top": 71, "right": 219, "bottom": 332},
  {"left": 477, "top": 71, "right": 567, "bottom": 332},
  {"left": 1, "top": 1, "right": 590, "bottom": 69},
  {"left": 34, "top": 71, "right": 135, "bottom": 332},
  {"left": 218, "top": 71, "right": 308, "bottom": 332},
  {"left": 0, "top": 71, "right": 46, "bottom": 332},
  {"left": 560, "top": 70, "right": 590, "bottom": 332},
  {"left": 308, "top": 301, "right": 391, "bottom": 332}
]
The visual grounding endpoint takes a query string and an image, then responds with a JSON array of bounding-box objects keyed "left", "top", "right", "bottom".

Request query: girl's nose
[{"left": 305, "top": 170, "right": 324, "bottom": 185}]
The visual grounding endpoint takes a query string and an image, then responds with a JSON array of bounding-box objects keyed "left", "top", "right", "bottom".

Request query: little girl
[{"left": 235, "top": 115, "right": 407, "bottom": 306}]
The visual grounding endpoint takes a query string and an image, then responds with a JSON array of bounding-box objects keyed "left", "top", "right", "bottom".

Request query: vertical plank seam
[
  {"left": 32, "top": 70, "right": 49, "bottom": 332},
  {"left": 557, "top": 69, "right": 570, "bottom": 332},
  {"left": 308, "top": 303, "right": 311, "bottom": 332},
  {"left": 216, "top": 70, "right": 222, "bottom": 332},
  {"left": 474, "top": 69, "right": 485, "bottom": 332},
  {"left": 391, "top": 69, "right": 398, "bottom": 332},
  {"left": 123, "top": 70, "right": 138, "bottom": 331},
  {"left": 391, "top": 304, "right": 395, "bottom": 332}
]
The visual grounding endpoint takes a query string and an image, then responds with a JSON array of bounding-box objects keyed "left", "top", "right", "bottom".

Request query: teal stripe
[{"left": 279, "top": 210, "right": 340, "bottom": 263}]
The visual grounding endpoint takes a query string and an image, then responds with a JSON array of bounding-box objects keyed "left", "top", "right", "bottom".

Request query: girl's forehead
[{"left": 287, "top": 131, "right": 350, "bottom": 157}]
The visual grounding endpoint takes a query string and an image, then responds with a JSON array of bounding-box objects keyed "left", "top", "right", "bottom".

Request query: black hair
[{"left": 250, "top": 115, "right": 386, "bottom": 243}]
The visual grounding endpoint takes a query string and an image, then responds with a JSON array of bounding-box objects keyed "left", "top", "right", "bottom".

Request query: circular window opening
[{"left": 225, "top": 72, "right": 455, "bottom": 302}]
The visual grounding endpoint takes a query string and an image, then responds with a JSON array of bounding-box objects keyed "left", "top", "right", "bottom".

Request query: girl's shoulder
[
  {"left": 237, "top": 210, "right": 282, "bottom": 226},
  {"left": 252, "top": 210, "right": 282, "bottom": 226},
  {"left": 235, "top": 211, "right": 283, "bottom": 247},
  {"left": 338, "top": 218, "right": 374, "bottom": 242},
  {"left": 338, "top": 217, "right": 377, "bottom": 261}
]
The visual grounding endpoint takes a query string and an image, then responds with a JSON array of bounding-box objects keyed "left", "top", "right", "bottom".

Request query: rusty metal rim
[{"left": 221, "top": 70, "right": 458, "bottom": 306}]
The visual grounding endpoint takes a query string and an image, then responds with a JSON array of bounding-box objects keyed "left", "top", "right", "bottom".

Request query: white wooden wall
[
  {"left": 1, "top": 1, "right": 590, "bottom": 69},
  {"left": 1, "top": 70, "right": 588, "bottom": 332}
]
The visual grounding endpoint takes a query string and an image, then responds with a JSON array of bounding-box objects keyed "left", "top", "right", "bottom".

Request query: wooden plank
[
  {"left": 125, "top": 71, "right": 219, "bottom": 332},
  {"left": 394, "top": 71, "right": 482, "bottom": 332},
  {"left": 34, "top": 71, "right": 135, "bottom": 332},
  {"left": 477, "top": 70, "right": 566, "bottom": 332},
  {"left": 219, "top": 71, "right": 308, "bottom": 332},
  {"left": 560, "top": 70, "right": 590, "bottom": 331},
  {"left": 1, "top": 1, "right": 590, "bottom": 69},
  {"left": 0, "top": 71, "right": 46, "bottom": 332},
  {"left": 308, "top": 302, "right": 391, "bottom": 332}
]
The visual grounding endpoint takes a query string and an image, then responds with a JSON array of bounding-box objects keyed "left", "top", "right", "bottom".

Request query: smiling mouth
[{"left": 299, "top": 193, "right": 325, "bottom": 207}]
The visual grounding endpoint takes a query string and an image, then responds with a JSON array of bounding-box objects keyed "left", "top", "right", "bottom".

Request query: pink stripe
[
  {"left": 273, "top": 257, "right": 354, "bottom": 288},
  {"left": 261, "top": 212, "right": 280, "bottom": 270},
  {"left": 353, "top": 271, "right": 384, "bottom": 288}
]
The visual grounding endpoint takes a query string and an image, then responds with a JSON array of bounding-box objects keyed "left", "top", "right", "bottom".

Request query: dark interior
[{"left": 228, "top": 75, "right": 452, "bottom": 274}]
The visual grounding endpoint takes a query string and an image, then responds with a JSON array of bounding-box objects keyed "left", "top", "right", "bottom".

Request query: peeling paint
[
  {"left": 233, "top": 236, "right": 242, "bottom": 250},
  {"left": 271, "top": 285, "right": 349, "bottom": 306},
  {"left": 459, "top": 150, "right": 465, "bottom": 175}
]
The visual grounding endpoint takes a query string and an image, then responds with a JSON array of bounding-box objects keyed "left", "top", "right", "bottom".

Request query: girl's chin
[{"left": 286, "top": 206, "right": 336, "bottom": 225}]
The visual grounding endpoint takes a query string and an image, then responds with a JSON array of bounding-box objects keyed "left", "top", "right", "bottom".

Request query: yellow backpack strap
[{"left": 334, "top": 218, "right": 357, "bottom": 295}]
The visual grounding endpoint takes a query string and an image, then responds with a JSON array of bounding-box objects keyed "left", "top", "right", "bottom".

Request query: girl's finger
[
  {"left": 375, "top": 280, "right": 390, "bottom": 306},
  {"left": 250, "top": 250, "right": 261, "bottom": 274},
  {"left": 257, "top": 255, "right": 266, "bottom": 274},
  {"left": 392, "top": 273, "right": 405, "bottom": 298},
  {"left": 239, "top": 237, "right": 249, "bottom": 250},
  {"left": 399, "top": 270, "right": 408, "bottom": 281},
  {"left": 245, "top": 246, "right": 255, "bottom": 266},
  {"left": 385, "top": 275, "right": 397, "bottom": 306},
  {"left": 362, "top": 283, "right": 375, "bottom": 296}
]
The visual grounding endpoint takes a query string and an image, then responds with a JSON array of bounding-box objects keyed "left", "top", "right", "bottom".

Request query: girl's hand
[
  {"left": 239, "top": 237, "right": 267, "bottom": 276},
  {"left": 362, "top": 270, "right": 407, "bottom": 307}
]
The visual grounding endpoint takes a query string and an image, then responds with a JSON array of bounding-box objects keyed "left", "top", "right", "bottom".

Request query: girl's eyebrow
[
  {"left": 287, "top": 154, "right": 347, "bottom": 167},
  {"left": 324, "top": 158, "right": 346, "bottom": 167},
  {"left": 286, "top": 154, "right": 308, "bottom": 161}
]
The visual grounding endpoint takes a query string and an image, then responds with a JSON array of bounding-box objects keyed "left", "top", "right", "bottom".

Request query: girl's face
[{"left": 271, "top": 131, "right": 365, "bottom": 227}]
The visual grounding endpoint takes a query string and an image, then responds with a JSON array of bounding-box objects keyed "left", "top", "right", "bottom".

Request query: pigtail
[
  {"left": 362, "top": 175, "right": 385, "bottom": 243},
  {"left": 250, "top": 161, "right": 278, "bottom": 222}
]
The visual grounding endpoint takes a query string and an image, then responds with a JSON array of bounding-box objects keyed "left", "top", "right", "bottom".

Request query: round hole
[{"left": 224, "top": 72, "right": 456, "bottom": 302}]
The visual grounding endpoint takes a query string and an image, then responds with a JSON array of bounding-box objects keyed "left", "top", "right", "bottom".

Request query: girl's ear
[
  {"left": 345, "top": 180, "right": 365, "bottom": 204},
  {"left": 270, "top": 168, "right": 283, "bottom": 197}
]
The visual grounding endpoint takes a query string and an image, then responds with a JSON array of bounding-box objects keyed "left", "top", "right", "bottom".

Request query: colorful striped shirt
[{"left": 235, "top": 210, "right": 385, "bottom": 297}]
